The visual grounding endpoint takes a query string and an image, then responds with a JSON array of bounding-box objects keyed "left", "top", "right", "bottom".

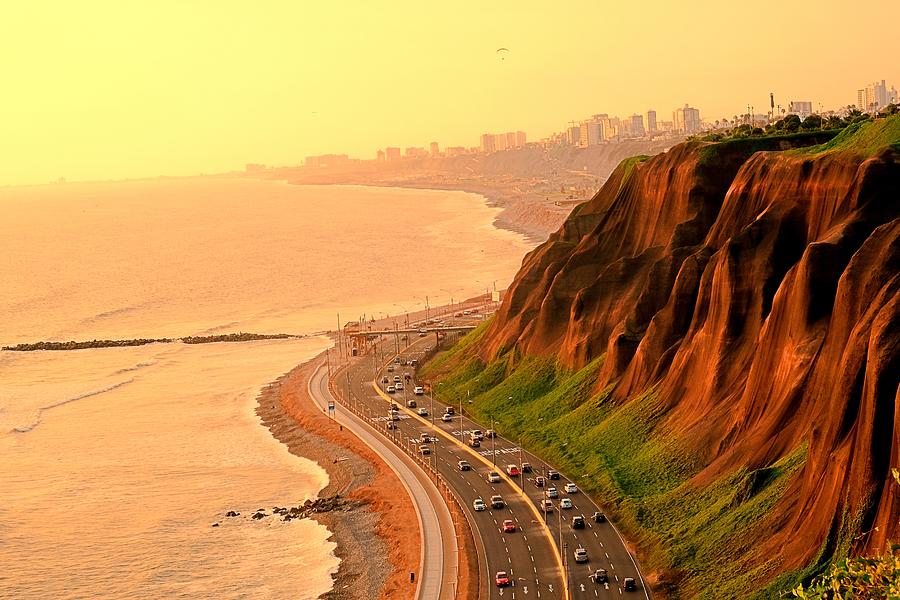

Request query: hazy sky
[{"left": 2, "top": 1, "right": 898, "bottom": 186}]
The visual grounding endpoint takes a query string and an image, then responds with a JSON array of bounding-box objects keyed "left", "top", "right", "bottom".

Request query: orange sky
[{"left": 2, "top": 1, "right": 898, "bottom": 186}]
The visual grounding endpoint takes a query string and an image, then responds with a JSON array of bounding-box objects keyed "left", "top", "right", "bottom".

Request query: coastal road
[
  {"left": 336, "top": 338, "right": 567, "bottom": 600},
  {"left": 335, "top": 333, "right": 650, "bottom": 599},
  {"left": 307, "top": 362, "right": 459, "bottom": 600}
]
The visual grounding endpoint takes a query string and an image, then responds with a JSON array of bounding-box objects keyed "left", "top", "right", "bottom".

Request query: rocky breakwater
[
  {"left": 479, "top": 117, "right": 900, "bottom": 594},
  {"left": 213, "top": 495, "right": 364, "bottom": 527}
]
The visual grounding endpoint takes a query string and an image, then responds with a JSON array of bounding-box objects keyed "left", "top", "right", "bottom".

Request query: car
[
  {"left": 574, "top": 547, "right": 588, "bottom": 563},
  {"left": 521, "top": 462, "right": 533, "bottom": 473},
  {"left": 394, "top": 357, "right": 401, "bottom": 364},
  {"left": 590, "top": 569, "right": 608, "bottom": 584},
  {"left": 458, "top": 460, "right": 471, "bottom": 471},
  {"left": 547, "top": 487, "right": 558, "bottom": 498},
  {"left": 381, "top": 376, "right": 389, "bottom": 384},
  {"left": 592, "top": 511, "right": 606, "bottom": 523},
  {"left": 540, "top": 499, "right": 554, "bottom": 512},
  {"left": 410, "top": 359, "right": 418, "bottom": 366},
  {"left": 506, "top": 464, "right": 520, "bottom": 476},
  {"left": 386, "top": 421, "right": 395, "bottom": 430},
  {"left": 564, "top": 483, "right": 578, "bottom": 494},
  {"left": 485, "top": 429, "right": 496, "bottom": 438},
  {"left": 441, "top": 413, "right": 452, "bottom": 422},
  {"left": 487, "top": 472, "right": 501, "bottom": 483},
  {"left": 463, "top": 310, "right": 471, "bottom": 315},
  {"left": 471, "top": 429, "right": 484, "bottom": 440},
  {"left": 417, "top": 331, "right": 427, "bottom": 337},
  {"left": 400, "top": 334, "right": 408, "bottom": 340},
  {"left": 413, "top": 386, "right": 424, "bottom": 395},
  {"left": 395, "top": 382, "right": 404, "bottom": 390},
  {"left": 473, "top": 498, "right": 486, "bottom": 511},
  {"left": 406, "top": 399, "right": 417, "bottom": 408},
  {"left": 623, "top": 578, "right": 637, "bottom": 591},
  {"left": 388, "top": 411, "right": 399, "bottom": 421},
  {"left": 495, "top": 571, "right": 510, "bottom": 587},
  {"left": 490, "top": 495, "right": 504, "bottom": 509},
  {"left": 534, "top": 476, "right": 546, "bottom": 487},
  {"left": 444, "top": 406, "right": 455, "bottom": 415},
  {"left": 390, "top": 403, "right": 399, "bottom": 411},
  {"left": 560, "top": 498, "right": 573, "bottom": 509},
  {"left": 420, "top": 432, "right": 435, "bottom": 442},
  {"left": 572, "top": 515, "right": 585, "bottom": 529},
  {"left": 386, "top": 385, "right": 395, "bottom": 393},
  {"left": 393, "top": 375, "right": 401, "bottom": 382},
  {"left": 502, "top": 519, "right": 516, "bottom": 533},
  {"left": 548, "top": 470, "right": 560, "bottom": 480},
  {"left": 469, "top": 437, "right": 481, "bottom": 448},
  {"left": 417, "top": 408, "right": 428, "bottom": 416},
  {"left": 387, "top": 365, "right": 394, "bottom": 372},
  {"left": 419, "top": 445, "right": 431, "bottom": 455}
]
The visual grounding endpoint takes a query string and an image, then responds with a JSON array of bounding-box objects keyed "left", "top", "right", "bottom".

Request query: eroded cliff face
[{"left": 482, "top": 122, "right": 900, "bottom": 577}]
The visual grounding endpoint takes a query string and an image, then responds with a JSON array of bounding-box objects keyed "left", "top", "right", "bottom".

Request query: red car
[
  {"left": 502, "top": 519, "right": 516, "bottom": 533},
  {"left": 495, "top": 571, "right": 510, "bottom": 587}
]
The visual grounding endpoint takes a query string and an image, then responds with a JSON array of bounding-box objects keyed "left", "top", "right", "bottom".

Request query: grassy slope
[
  {"left": 423, "top": 324, "right": 807, "bottom": 598},
  {"left": 795, "top": 113, "right": 900, "bottom": 156}
]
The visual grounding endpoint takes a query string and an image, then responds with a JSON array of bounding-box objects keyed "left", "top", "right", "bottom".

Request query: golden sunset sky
[{"left": 2, "top": 0, "right": 898, "bottom": 185}]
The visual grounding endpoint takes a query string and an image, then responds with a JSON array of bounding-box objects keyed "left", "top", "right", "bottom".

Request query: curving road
[
  {"left": 307, "top": 361, "right": 459, "bottom": 600},
  {"left": 332, "top": 329, "right": 651, "bottom": 599}
]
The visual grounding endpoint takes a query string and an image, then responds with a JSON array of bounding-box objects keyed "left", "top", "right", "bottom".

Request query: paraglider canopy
[{"left": 496, "top": 47, "right": 509, "bottom": 60}]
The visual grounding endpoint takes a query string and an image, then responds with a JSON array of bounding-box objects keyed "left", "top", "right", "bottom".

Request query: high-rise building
[
  {"left": 480, "top": 133, "right": 496, "bottom": 153},
  {"left": 567, "top": 126, "right": 581, "bottom": 145},
  {"left": 789, "top": 101, "right": 813, "bottom": 119},
  {"left": 673, "top": 104, "right": 701, "bottom": 133},
  {"left": 646, "top": 110, "right": 657, "bottom": 133},
  {"left": 858, "top": 80, "right": 897, "bottom": 112},
  {"left": 630, "top": 114, "right": 645, "bottom": 137},
  {"left": 430, "top": 142, "right": 440, "bottom": 157},
  {"left": 515, "top": 131, "right": 527, "bottom": 146},
  {"left": 585, "top": 121, "right": 605, "bottom": 145},
  {"left": 504, "top": 132, "right": 516, "bottom": 148},
  {"left": 494, "top": 133, "right": 509, "bottom": 151},
  {"left": 376, "top": 150, "right": 385, "bottom": 162},
  {"left": 385, "top": 147, "right": 401, "bottom": 161}
]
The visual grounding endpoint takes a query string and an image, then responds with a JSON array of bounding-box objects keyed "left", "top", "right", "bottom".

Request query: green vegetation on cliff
[{"left": 424, "top": 325, "right": 808, "bottom": 598}]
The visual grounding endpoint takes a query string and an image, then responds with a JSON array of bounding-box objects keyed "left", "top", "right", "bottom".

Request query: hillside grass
[
  {"left": 796, "top": 113, "right": 900, "bottom": 156},
  {"left": 427, "top": 330, "right": 809, "bottom": 598}
]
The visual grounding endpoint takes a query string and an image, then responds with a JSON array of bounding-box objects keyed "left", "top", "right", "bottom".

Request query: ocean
[{"left": 0, "top": 177, "right": 531, "bottom": 599}]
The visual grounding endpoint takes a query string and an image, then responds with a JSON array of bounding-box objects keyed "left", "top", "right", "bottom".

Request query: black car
[
  {"left": 548, "top": 470, "right": 560, "bottom": 480},
  {"left": 593, "top": 511, "right": 606, "bottom": 523},
  {"left": 572, "top": 515, "right": 585, "bottom": 529},
  {"left": 623, "top": 578, "right": 637, "bottom": 591},
  {"left": 591, "top": 569, "right": 608, "bottom": 584}
]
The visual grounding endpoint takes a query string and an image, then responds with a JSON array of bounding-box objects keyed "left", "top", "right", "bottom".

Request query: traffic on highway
[{"left": 330, "top": 311, "right": 648, "bottom": 599}]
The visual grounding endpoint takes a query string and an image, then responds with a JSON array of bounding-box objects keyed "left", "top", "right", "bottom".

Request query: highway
[
  {"left": 329, "top": 327, "right": 650, "bottom": 599},
  {"left": 307, "top": 359, "right": 459, "bottom": 599}
]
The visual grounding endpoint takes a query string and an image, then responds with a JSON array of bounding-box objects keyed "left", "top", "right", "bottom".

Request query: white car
[
  {"left": 560, "top": 498, "right": 573, "bottom": 509},
  {"left": 386, "top": 385, "right": 396, "bottom": 393},
  {"left": 564, "top": 483, "right": 578, "bottom": 494},
  {"left": 547, "top": 487, "right": 558, "bottom": 498},
  {"left": 414, "top": 386, "right": 424, "bottom": 395},
  {"left": 487, "top": 472, "right": 501, "bottom": 483},
  {"left": 473, "top": 498, "right": 486, "bottom": 511},
  {"left": 574, "top": 547, "right": 588, "bottom": 563},
  {"left": 395, "top": 382, "right": 404, "bottom": 390},
  {"left": 441, "top": 413, "right": 452, "bottom": 422},
  {"left": 417, "top": 408, "right": 428, "bottom": 416}
]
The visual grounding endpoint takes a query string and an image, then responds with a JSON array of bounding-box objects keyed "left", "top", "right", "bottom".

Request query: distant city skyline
[{"left": 2, "top": 1, "right": 899, "bottom": 186}]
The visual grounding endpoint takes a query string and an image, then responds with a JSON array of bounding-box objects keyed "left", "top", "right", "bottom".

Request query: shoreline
[{"left": 255, "top": 352, "right": 420, "bottom": 600}]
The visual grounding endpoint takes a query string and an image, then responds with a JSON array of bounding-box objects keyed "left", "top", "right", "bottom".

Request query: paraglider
[{"left": 496, "top": 47, "right": 509, "bottom": 61}]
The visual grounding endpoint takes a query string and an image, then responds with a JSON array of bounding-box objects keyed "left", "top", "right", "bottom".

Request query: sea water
[{"left": 0, "top": 178, "right": 530, "bottom": 599}]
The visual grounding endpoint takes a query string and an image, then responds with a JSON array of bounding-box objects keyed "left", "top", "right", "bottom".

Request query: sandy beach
[{"left": 256, "top": 353, "right": 428, "bottom": 600}]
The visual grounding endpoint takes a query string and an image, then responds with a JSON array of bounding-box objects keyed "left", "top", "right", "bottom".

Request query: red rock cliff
[{"left": 482, "top": 121, "right": 900, "bottom": 573}]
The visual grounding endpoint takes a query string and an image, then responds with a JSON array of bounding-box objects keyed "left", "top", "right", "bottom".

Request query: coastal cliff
[{"left": 433, "top": 116, "right": 900, "bottom": 596}]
